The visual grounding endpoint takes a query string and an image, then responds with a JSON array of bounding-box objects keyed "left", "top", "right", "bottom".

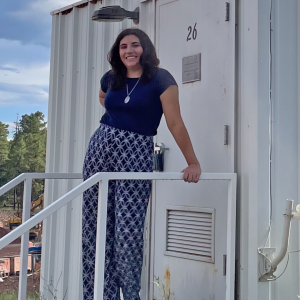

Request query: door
[{"left": 150, "top": 0, "right": 235, "bottom": 299}]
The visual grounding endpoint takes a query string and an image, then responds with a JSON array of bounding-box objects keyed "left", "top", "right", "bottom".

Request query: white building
[{"left": 41, "top": 0, "right": 300, "bottom": 299}]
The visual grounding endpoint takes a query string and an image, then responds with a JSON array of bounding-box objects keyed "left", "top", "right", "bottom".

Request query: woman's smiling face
[{"left": 119, "top": 35, "right": 143, "bottom": 70}]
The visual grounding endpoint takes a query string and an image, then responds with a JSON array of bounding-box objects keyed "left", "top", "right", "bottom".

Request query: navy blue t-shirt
[{"left": 100, "top": 68, "right": 177, "bottom": 136}]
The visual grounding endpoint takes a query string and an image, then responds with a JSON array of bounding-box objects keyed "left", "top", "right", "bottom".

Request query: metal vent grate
[{"left": 165, "top": 206, "right": 215, "bottom": 263}]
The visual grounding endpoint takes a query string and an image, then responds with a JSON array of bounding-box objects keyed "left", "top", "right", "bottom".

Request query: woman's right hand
[
  {"left": 181, "top": 163, "right": 201, "bottom": 183},
  {"left": 99, "top": 88, "right": 106, "bottom": 107}
]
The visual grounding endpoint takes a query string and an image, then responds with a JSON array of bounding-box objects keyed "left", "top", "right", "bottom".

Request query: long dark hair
[{"left": 107, "top": 28, "right": 160, "bottom": 90}]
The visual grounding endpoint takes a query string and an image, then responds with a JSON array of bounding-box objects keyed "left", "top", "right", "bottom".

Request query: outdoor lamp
[{"left": 91, "top": 6, "right": 139, "bottom": 24}]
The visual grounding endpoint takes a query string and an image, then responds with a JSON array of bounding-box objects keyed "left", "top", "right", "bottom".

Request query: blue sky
[{"left": 0, "top": 0, "right": 75, "bottom": 136}]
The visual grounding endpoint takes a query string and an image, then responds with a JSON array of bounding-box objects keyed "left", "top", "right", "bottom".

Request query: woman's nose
[{"left": 126, "top": 46, "right": 134, "bottom": 53}]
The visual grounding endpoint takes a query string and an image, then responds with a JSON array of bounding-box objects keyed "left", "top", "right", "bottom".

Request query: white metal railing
[
  {"left": 0, "top": 172, "right": 237, "bottom": 300},
  {"left": 0, "top": 173, "right": 82, "bottom": 300}
]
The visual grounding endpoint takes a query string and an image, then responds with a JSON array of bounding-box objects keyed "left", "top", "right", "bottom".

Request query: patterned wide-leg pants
[{"left": 82, "top": 124, "right": 153, "bottom": 300}]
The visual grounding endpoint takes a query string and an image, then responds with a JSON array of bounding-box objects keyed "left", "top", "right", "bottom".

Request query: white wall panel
[
  {"left": 238, "top": 0, "right": 300, "bottom": 299},
  {"left": 271, "top": 0, "right": 299, "bottom": 298},
  {"left": 43, "top": 1, "right": 140, "bottom": 299}
]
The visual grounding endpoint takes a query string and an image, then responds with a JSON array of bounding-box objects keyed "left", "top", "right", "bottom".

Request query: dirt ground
[
  {"left": 0, "top": 274, "right": 40, "bottom": 295},
  {"left": 0, "top": 210, "right": 20, "bottom": 228}
]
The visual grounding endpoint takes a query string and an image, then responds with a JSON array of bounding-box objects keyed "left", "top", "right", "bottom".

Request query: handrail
[
  {"left": 0, "top": 172, "right": 82, "bottom": 300},
  {"left": 0, "top": 173, "right": 83, "bottom": 197},
  {"left": 0, "top": 172, "right": 234, "bottom": 249},
  {"left": 0, "top": 173, "right": 26, "bottom": 196},
  {"left": 0, "top": 172, "right": 231, "bottom": 250},
  {"left": 0, "top": 172, "right": 237, "bottom": 300}
]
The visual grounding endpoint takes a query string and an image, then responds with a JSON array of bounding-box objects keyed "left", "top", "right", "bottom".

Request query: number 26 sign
[{"left": 187, "top": 23, "right": 197, "bottom": 42}]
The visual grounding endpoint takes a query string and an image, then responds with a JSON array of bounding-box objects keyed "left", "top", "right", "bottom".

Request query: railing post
[
  {"left": 18, "top": 178, "right": 32, "bottom": 300},
  {"left": 94, "top": 179, "right": 109, "bottom": 300},
  {"left": 226, "top": 174, "right": 237, "bottom": 300}
]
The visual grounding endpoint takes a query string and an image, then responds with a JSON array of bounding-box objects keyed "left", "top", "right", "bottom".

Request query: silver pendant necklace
[{"left": 125, "top": 77, "right": 141, "bottom": 103}]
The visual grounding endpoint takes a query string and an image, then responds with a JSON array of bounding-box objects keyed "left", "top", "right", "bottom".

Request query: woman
[{"left": 82, "top": 28, "right": 201, "bottom": 300}]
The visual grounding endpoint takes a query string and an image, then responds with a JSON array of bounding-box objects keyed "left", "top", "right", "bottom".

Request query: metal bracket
[
  {"left": 153, "top": 143, "right": 169, "bottom": 172},
  {"left": 225, "top": 2, "right": 230, "bottom": 21},
  {"left": 223, "top": 254, "right": 227, "bottom": 276},
  {"left": 224, "top": 125, "right": 229, "bottom": 145},
  {"left": 154, "top": 143, "right": 169, "bottom": 153},
  {"left": 257, "top": 247, "right": 276, "bottom": 281}
]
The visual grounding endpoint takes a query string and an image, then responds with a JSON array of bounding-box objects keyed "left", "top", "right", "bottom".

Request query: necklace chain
[
  {"left": 125, "top": 77, "right": 141, "bottom": 103},
  {"left": 126, "top": 77, "right": 141, "bottom": 96}
]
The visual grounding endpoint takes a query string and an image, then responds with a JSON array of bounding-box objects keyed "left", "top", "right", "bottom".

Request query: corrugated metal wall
[
  {"left": 43, "top": 0, "right": 300, "bottom": 299},
  {"left": 237, "top": 0, "right": 300, "bottom": 299},
  {"left": 43, "top": 1, "right": 140, "bottom": 299}
]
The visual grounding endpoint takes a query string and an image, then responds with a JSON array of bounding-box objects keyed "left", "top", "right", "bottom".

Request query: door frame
[{"left": 148, "top": 0, "right": 237, "bottom": 299}]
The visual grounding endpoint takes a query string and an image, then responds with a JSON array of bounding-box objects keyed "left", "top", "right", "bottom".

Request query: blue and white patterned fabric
[{"left": 82, "top": 123, "right": 153, "bottom": 300}]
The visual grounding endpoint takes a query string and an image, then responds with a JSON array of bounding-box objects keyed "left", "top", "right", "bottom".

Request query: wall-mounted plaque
[{"left": 182, "top": 53, "right": 201, "bottom": 83}]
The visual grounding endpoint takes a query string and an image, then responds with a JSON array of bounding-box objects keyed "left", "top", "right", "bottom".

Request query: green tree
[
  {"left": 0, "top": 122, "right": 9, "bottom": 192},
  {"left": 19, "top": 111, "right": 47, "bottom": 134},
  {"left": 7, "top": 135, "right": 27, "bottom": 177},
  {"left": 2, "top": 112, "right": 47, "bottom": 205}
]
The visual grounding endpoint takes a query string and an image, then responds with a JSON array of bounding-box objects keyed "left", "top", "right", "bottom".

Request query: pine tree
[
  {"left": 0, "top": 122, "right": 9, "bottom": 187},
  {"left": 1, "top": 112, "right": 47, "bottom": 205}
]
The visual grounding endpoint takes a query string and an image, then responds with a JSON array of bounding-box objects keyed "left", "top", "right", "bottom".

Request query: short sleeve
[
  {"left": 100, "top": 71, "right": 111, "bottom": 93},
  {"left": 157, "top": 68, "right": 178, "bottom": 95}
]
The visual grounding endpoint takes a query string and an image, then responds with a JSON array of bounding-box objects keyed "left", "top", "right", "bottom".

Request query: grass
[{"left": 0, "top": 293, "right": 40, "bottom": 300}]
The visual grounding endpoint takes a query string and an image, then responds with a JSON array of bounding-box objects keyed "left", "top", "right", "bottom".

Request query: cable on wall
[{"left": 264, "top": 0, "right": 274, "bottom": 249}]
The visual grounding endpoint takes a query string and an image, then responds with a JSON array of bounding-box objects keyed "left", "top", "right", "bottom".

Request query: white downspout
[
  {"left": 270, "top": 200, "right": 293, "bottom": 271},
  {"left": 258, "top": 200, "right": 293, "bottom": 281}
]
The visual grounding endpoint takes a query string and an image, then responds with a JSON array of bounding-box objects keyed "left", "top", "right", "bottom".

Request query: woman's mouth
[{"left": 126, "top": 56, "right": 137, "bottom": 60}]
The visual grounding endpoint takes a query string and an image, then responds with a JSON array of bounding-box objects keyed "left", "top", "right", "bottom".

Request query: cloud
[
  {"left": 0, "top": 66, "right": 20, "bottom": 73},
  {"left": 0, "top": 39, "right": 50, "bottom": 67},
  {"left": 0, "top": 82, "right": 48, "bottom": 96},
  {"left": 0, "top": 40, "right": 50, "bottom": 86},
  {"left": 3, "top": 121, "right": 16, "bottom": 131},
  {"left": 29, "top": 0, "right": 78, "bottom": 14},
  {"left": 0, "top": 62, "right": 50, "bottom": 86},
  {"left": 0, "top": 82, "right": 48, "bottom": 107},
  {"left": 0, "top": 0, "right": 76, "bottom": 47},
  {"left": 3, "top": 122, "right": 17, "bottom": 138}
]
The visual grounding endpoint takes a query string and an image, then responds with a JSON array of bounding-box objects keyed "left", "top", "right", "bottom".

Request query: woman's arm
[
  {"left": 99, "top": 88, "right": 106, "bottom": 107},
  {"left": 160, "top": 85, "right": 201, "bottom": 183}
]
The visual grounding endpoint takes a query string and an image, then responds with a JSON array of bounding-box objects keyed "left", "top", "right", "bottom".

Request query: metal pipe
[
  {"left": 0, "top": 173, "right": 102, "bottom": 250},
  {"left": 0, "top": 174, "right": 26, "bottom": 196},
  {"left": 0, "top": 173, "right": 82, "bottom": 197},
  {"left": 271, "top": 200, "right": 293, "bottom": 270},
  {"left": 18, "top": 179, "right": 32, "bottom": 300},
  {"left": 94, "top": 180, "right": 109, "bottom": 300}
]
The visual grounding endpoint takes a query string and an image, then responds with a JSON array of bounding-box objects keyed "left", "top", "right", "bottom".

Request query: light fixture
[{"left": 91, "top": 6, "right": 139, "bottom": 24}]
